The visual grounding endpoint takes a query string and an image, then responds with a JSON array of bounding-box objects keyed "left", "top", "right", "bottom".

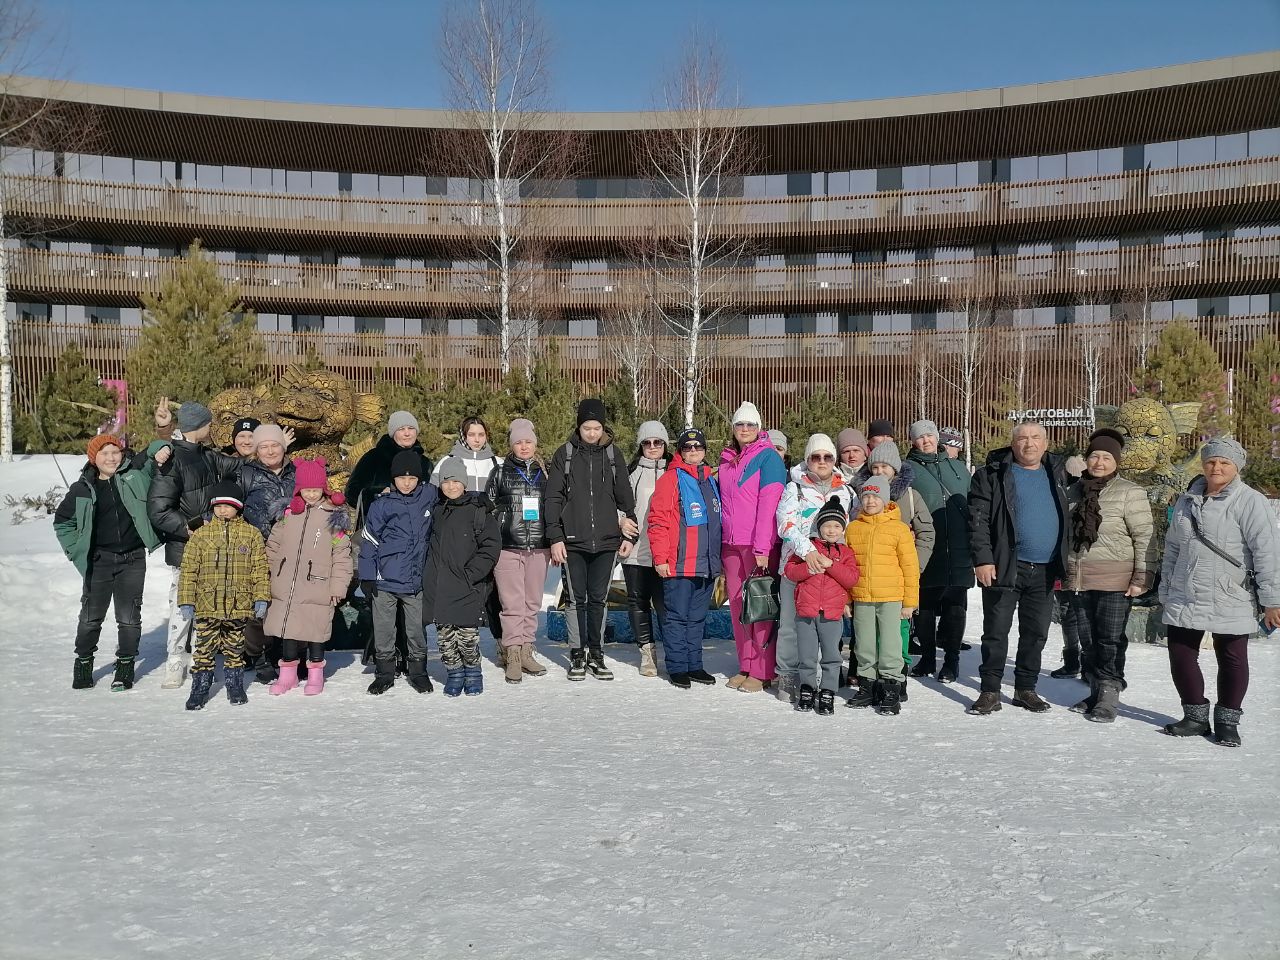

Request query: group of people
[{"left": 53, "top": 392, "right": 1279, "bottom": 747}]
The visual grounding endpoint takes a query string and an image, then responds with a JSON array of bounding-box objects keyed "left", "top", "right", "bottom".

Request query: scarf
[{"left": 1072, "top": 472, "right": 1115, "bottom": 549}]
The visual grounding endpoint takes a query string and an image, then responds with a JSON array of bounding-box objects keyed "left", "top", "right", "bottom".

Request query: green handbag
[{"left": 739, "top": 572, "right": 781, "bottom": 625}]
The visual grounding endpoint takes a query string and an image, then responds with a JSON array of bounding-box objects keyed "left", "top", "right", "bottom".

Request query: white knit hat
[
  {"left": 732, "top": 402, "right": 762, "bottom": 427},
  {"left": 803, "top": 433, "right": 837, "bottom": 460}
]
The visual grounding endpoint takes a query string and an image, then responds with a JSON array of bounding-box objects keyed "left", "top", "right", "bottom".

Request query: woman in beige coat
[
  {"left": 264, "top": 459, "right": 354, "bottom": 696},
  {"left": 1063, "top": 429, "right": 1155, "bottom": 723}
]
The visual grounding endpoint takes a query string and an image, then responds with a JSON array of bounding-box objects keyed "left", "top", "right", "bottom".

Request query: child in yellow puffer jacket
[{"left": 844, "top": 476, "right": 919, "bottom": 715}]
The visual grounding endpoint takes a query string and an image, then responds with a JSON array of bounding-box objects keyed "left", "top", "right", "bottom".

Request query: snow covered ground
[{"left": 1, "top": 454, "right": 1276, "bottom": 960}]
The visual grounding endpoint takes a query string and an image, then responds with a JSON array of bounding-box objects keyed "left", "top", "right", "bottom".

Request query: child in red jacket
[{"left": 784, "top": 496, "right": 860, "bottom": 715}]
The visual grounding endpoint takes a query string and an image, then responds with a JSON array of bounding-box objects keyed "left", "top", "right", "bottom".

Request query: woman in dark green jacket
[
  {"left": 54, "top": 435, "right": 167, "bottom": 692},
  {"left": 906, "top": 420, "right": 974, "bottom": 683}
]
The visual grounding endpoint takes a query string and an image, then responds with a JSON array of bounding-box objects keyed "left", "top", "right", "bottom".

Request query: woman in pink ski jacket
[{"left": 718, "top": 401, "right": 787, "bottom": 692}]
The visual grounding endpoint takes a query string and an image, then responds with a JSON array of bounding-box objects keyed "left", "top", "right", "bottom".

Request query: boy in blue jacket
[{"left": 359, "top": 450, "right": 438, "bottom": 695}]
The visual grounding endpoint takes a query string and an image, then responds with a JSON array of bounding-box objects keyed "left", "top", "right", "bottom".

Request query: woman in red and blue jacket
[{"left": 647, "top": 428, "right": 723, "bottom": 689}]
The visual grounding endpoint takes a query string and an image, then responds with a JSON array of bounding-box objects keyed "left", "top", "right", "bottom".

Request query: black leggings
[
  {"left": 1166, "top": 626, "right": 1249, "bottom": 711},
  {"left": 623, "top": 565, "right": 666, "bottom": 619},
  {"left": 280, "top": 638, "right": 325, "bottom": 662}
]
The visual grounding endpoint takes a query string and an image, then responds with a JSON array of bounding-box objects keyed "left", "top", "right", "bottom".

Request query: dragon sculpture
[
  {"left": 1095, "top": 397, "right": 1203, "bottom": 513},
  {"left": 210, "top": 368, "right": 385, "bottom": 492}
]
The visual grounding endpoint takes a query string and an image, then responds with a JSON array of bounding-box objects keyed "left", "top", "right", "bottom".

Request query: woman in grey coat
[{"left": 1160, "top": 438, "right": 1280, "bottom": 747}]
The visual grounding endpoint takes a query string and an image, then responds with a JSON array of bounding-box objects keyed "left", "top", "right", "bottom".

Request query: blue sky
[{"left": 33, "top": 0, "right": 1280, "bottom": 110}]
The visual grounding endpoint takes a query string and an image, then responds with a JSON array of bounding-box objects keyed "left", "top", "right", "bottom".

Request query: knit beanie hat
[
  {"left": 837, "top": 428, "right": 868, "bottom": 454},
  {"left": 860, "top": 477, "right": 891, "bottom": 502},
  {"left": 1086, "top": 428, "right": 1125, "bottom": 464},
  {"left": 767, "top": 429, "right": 788, "bottom": 452},
  {"left": 815, "top": 495, "right": 847, "bottom": 530},
  {"left": 637, "top": 420, "right": 670, "bottom": 445},
  {"left": 508, "top": 418, "right": 537, "bottom": 446},
  {"left": 387, "top": 410, "right": 419, "bottom": 437},
  {"left": 252, "top": 423, "right": 286, "bottom": 450},
  {"left": 939, "top": 426, "right": 963, "bottom": 448},
  {"left": 289, "top": 458, "right": 345, "bottom": 513},
  {"left": 390, "top": 449, "right": 424, "bottom": 480},
  {"left": 576, "top": 398, "right": 607, "bottom": 427},
  {"left": 232, "top": 417, "right": 261, "bottom": 439},
  {"left": 176, "top": 401, "right": 212, "bottom": 432},
  {"left": 732, "top": 402, "right": 762, "bottom": 427},
  {"left": 209, "top": 480, "right": 245, "bottom": 512},
  {"left": 1201, "top": 436, "right": 1247, "bottom": 470},
  {"left": 867, "top": 419, "right": 895, "bottom": 440},
  {"left": 677, "top": 428, "right": 707, "bottom": 450},
  {"left": 86, "top": 433, "right": 123, "bottom": 461},
  {"left": 803, "top": 433, "right": 837, "bottom": 460},
  {"left": 868, "top": 440, "right": 902, "bottom": 472},
  {"left": 909, "top": 420, "right": 939, "bottom": 442},
  {"left": 437, "top": 457, "right": 468, "bottom": 485}
]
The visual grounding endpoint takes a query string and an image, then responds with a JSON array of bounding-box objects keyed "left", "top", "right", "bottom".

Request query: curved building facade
[{"left": 3, "top": 53, "right": 1279, "bottom": 431}]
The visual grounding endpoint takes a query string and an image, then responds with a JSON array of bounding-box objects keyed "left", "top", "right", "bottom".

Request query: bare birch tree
[
  {"left": 641, "top": 35, "right": 753, "bottom": 429},
  {"left": 1114, "top": 244, "right": 1169, "bottom": 375},
  {"left": 941, "top": 289, "right": 996, "bottom": 469},
  {"left": 438, "top": 0, "right": 574, "bottom": 377},
  {"left": 602, "top": 277, "right": 658, "bottom": 414}
]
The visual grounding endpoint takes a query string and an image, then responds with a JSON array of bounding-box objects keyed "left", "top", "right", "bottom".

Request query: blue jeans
[{"left": 661, "top": 576, "right": 715, "bottom": 674}]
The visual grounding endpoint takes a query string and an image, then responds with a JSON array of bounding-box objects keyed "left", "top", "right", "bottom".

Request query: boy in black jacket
[{"left": 424, "top": 458, "right": 502, "bottom": 697}]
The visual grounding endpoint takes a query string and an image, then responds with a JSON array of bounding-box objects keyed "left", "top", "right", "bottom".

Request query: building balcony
[
  {"left": 5, "top": 155, "right": 1279, "bottom": 252},
  {"left": 8, "top": 236, "right": 1279, "bottom": 315}
]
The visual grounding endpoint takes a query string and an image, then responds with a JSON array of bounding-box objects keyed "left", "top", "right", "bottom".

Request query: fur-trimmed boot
[
  {"left": 1213, "top": 705, "right": 1242, "bottom": 747},
  {"left": 1163, "top": 702, "right": 1210, "bottom": 737},
  {"left": 270, "top": 660, "right": 300, "bottom": 696},
  {"left": 303, "top": 660, "right": 325, "bottom": 696}
]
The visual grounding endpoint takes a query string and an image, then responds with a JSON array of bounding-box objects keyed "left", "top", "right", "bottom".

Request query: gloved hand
[
  {"left": 253, "top": 601, "right": 269, "bottom": 620},
  {"left": 360, "top": 580, "right": 378, "bottom": 599},
  {"left": 178, "top": 604, "right": 194, "bottom": 621},
  {"left": 187, "top": 516, "right": 204, "bottom": 533}
]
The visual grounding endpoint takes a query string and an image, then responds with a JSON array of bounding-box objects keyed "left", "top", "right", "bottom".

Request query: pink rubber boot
[
  {"left": 303, "top": 659, "right": 325, "bottom": 696},
  {"left": 270, "top": 660, "right": 300, "bottom": 696}
]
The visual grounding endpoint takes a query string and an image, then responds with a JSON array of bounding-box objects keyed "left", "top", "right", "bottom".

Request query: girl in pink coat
[{"left": 718, "top": 402, "right": 787, "bottom": 692}]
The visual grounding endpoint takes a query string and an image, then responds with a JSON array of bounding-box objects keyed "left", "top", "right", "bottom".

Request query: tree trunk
[{"left": 1, "top": 193, "right": 12, "bottom": 462}]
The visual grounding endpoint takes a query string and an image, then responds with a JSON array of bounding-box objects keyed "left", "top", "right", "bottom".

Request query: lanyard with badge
[{"left": 514, "top": 463, "right": 542, "bottom": 521}]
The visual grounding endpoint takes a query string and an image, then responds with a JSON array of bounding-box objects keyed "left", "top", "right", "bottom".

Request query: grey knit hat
[
  {"left": 767, "top": 429, "right": 788, "bottom": 452},
  {"left": 867, "top": 440, "right": 902, "bottom": 472},
  {"left": 1201, "top": 437, "right": 1247, "bottom": 470},
  {"left": 437, "top": 457, "right": 468, "bottom": 485},
  {"left": 637, "top": 420, "right": 670, "bottom": 445},
  {"left": 176, "top": 401, "right": 212, "bottom": 432},
  {"left": 909, "top": 420, "right": 939, "bottom": 442},
  {"left": 387, "top": 410, "right": 419, "bottom": 437}
]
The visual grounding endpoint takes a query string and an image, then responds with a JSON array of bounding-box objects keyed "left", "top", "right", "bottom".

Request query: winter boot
[
  {"left": 520, "top": 643, "right": 547, "bottom": 677},
  {"left": 910, "top": 657, "right": 935, "bottom": 678},
  {"left": 668, "top": 672, "right": 691, "bottom": 689},
  {"left": 845, "top": 680, "right": 876, "bottom": 709},
  {"left": 795, "top": 684, "right": 816, "bottom": 712},
  {"left": 815, "top": 689, "right": 836, "bottom": 716},
  {"left": 185, "top": 670, "right": 214, "bottom": 710},
  {"left": 225, "top": 666, "right": 248, "bottom": 705},
  {"left": 1050, "top": 647, "right": 1080, "bottom": 680},
  {"left": 253, "top": 653, "right": 278, "bottom": 685},
  {"left": 937, "top": 657, "right": 959, "bottom": 684},
  {"left": 899, "top": 666, "right": 909, "bottom": 702},
  {"left": 406, "top": 659, "right": 433, "bottom": 694},
  {"left": 586, "top": 650, "right": 614, "bottom": 681},
  {"left": 1087, "top": 681, "right": 1120, "bottom": 723},
  {"left": 1213, "top": 705, "right": 1242, "bottom": 747},
  {"left": 774, "top": 672, "right": 798, "bottom": 704},
  {"left": 270, "top": 660, "right": 300, "bottom": 696},
  {"left": 72, "top": 656, "right": 95, "bottom": 690},
  {"left": 366, "top": 658, "right": 396, "bottom": 695},
  {"left": 876, "top": 679, "right": 902, "bottom": 716},
  {"left": 738, "top": 677, "right": 769, "bottom": 693},
  {"left": 967, "top": 691, "right": 1002, "bottom": 715},
  {"left": 567, "top": 648, "right": 587, "bottom": 681},
  {"left": 638, "top": 643, "right": 658, "bottom": 678},
  {"left": 687, "top": 669, "right": 716, "bottom": 685},
  {"left": 110, "top": 657, "right": 135, "bottom": 692},
  {"left": 463, "top": 665, "right": 483, "bottom": 696},
  {"left": 726, "top": 671, "right": 749, "bottom": 690},
  {"left": 1071, "top": 678, "right": 1099, "bottom": 714},
  {"left": 505, "top": 646, "right": 524, "bottom": 684},
  {"left": 1011, "top": 689, "right": 1051, "bottom": 712},
  {"left": 1164, "top": 702, "right": 1211, "bottom": 737},
  {"left": 161, "top": 654, "right": 188, "bottom": 690},
  {"left": 443, "top": 668, "right": 465, "bottom": 697},
  {"left": 303, "top": 660, "right": 325, "bottom": 696}
]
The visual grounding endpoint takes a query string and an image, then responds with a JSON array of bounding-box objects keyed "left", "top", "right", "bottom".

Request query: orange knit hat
[{"left": 86, "top": 433, "right": 123, "bottom": 461}]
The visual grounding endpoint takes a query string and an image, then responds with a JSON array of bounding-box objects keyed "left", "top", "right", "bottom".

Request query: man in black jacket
[
  {"left": 146, "top": 401, "right": 239, "bottom": 689},
  {"left": 967, "top": 421, "right": 1070, "bottom": 715}
]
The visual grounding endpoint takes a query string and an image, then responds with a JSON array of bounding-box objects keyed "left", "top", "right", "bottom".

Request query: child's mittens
[
  {"left": 178, "top": 604, "right": 195, "bottom": 621},
  {"left": 253, "top": 600, "right": 269, "bottom": 620}
]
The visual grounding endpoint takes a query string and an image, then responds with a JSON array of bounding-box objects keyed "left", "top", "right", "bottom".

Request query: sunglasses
[
  {"left": 808, "top": 454, "right": 835, "bottom": 463},
  {"left": 732, "top": 421, "right": 758, "bottom": 429},
  {"left": 642, "top": 439, "right": 666, "bottom": 447},
  {"left": 681, "top": 443, "right": 706, "bottom": 451}
]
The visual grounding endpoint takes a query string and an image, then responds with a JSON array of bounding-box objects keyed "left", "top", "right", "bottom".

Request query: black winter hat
[
  {"left": 233, "top": 417, "right": 261, "bottom": 438},
  {"left": 209, "top": 480, "right": 245, "bottom": 512},
  {"left": 815, "top": 496, "right": 847, "bottom": 531},
  {"left": 678, "top": 428, "right": 707, "bottom": 450},
  {"left": 1086, "top": 428, "right": 1125, "bottom": 463},
  {"left": 576, "top": 398, "right": 608, "bottom": 427},
  {"left": 867, "top": 419, "right": 895, "bottom": 440},
  {"left": 390, "top": 449, "right": 424, "bottom": 480}
]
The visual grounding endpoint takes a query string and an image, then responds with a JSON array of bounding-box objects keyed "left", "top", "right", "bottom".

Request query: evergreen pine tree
[
  {"left": 1138, "top": 318, "right": 1232, "bottom": 440},
  {"left": 124, "top": 241, "right": 264, "bottom": 424},
  {"left": 15, "top": 342, "right": 117, "bottom": 453},
  {"left": 1238, "top": 331, "right": 1280, "bottom": 494},
  {"left": 777, "top": 386, "right": 855, "bottom": 452}
]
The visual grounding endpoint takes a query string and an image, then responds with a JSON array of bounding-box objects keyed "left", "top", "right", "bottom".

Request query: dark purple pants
[{"left": 1166, "top": 625, "right": 1249, "bottom": 711}]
